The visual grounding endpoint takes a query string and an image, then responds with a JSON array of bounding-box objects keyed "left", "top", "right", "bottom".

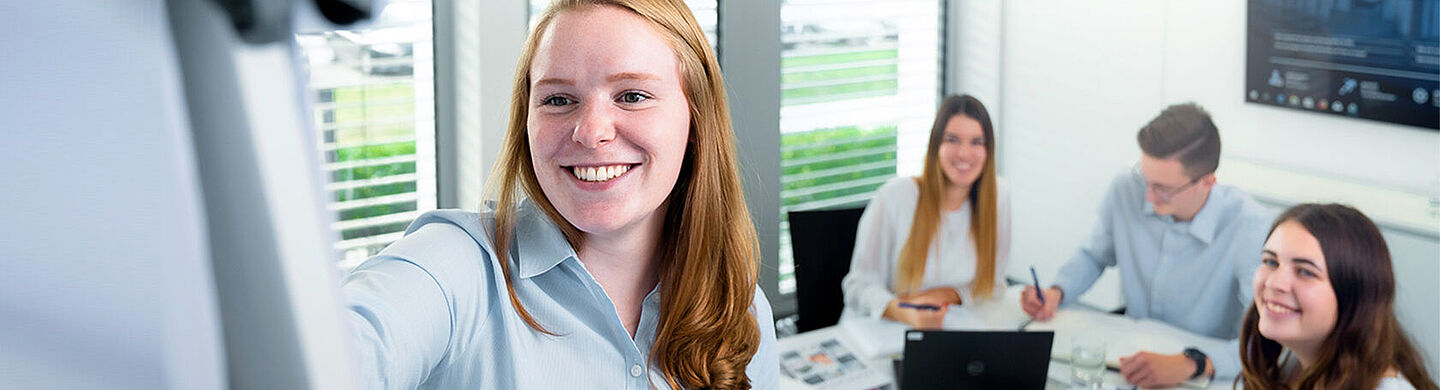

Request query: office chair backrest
[{"left": 787, "top": 206, "right": 867, "bottom": 333}]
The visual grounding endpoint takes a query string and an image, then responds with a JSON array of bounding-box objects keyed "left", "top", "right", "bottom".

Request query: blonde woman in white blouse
[{"left": 841, "top": 94, "right": 1010, "bottom": 329}]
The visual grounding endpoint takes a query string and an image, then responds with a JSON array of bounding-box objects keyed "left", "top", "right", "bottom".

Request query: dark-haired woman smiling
[{"left": 1239, "top": 203, "right": 1435, "bottom": 390}]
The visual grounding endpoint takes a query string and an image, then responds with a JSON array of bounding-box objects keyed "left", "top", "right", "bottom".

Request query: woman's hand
[
  {"left": 907, "top": 287, "right": 963, "bottom": 307},
  {"left": 882, "top": 288, "right": 960, "bottom": 329},
  {"left": 883, "top": 298, "right": 947, "bottom": 329}
]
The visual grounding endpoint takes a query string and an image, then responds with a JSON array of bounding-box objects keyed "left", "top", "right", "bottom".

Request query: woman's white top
[
  {"left": 841, "top": 176, "right": 1011, "bottom": 319},
  {"left": 1376, "top": 375, "right": 1417, "bottom": 390},
  {"left": 1277, "top": 354, "right": 1419, "bottom": 390}
]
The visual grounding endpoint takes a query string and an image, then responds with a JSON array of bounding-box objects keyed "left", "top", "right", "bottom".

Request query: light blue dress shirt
[
  {"left": 342, "top": 201, "right": 778, "bottom": 389},
  {"left": 1052, "top": 171, "right": 1274, "bottom": 379}
]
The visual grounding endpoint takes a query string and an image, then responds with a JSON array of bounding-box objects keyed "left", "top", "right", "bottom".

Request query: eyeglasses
[{"left": 1132, "top": 164, "right": 1201, "bottom": 203}]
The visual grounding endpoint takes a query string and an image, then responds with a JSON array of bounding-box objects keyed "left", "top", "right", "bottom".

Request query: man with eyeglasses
[{"left": 1019, "top": 103, "right": 1274, "bottom": 387}]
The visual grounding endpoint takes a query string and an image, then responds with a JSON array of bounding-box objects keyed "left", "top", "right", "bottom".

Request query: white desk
[{"left": 777, "top": 286, "right": 1234, "bottom": 390}]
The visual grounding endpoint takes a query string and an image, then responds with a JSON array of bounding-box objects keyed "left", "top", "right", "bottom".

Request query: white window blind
[
  {"left": 296, "top": 0, "right": 437, "bottom": 270},
  {"left": 778, "top": 0, "right": 943, "bottom": 294}
]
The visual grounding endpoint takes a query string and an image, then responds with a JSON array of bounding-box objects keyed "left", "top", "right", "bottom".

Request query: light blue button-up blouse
[{"left": 342, "top": 201, "right": 778, "bottom": 389}]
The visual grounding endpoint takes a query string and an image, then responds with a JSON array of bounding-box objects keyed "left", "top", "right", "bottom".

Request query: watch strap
[{"left": 1183, "top": 347, "right": 1207, "bottom": 379}]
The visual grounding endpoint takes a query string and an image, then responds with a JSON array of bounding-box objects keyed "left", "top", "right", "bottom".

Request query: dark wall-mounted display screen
[{"left": 1246, "top": 0, "right": 1439, "bottom": 130}]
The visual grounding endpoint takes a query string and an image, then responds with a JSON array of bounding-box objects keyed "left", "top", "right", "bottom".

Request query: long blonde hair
[
  {"left": 488, "top": 0, "right": 762, "bottom": 388},
  {"left": 895, "top": 95, "right": 998, "bottom": 300}
]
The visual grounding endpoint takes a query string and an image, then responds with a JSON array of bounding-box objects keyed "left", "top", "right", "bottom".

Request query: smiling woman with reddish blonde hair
[{"left": 338, "top": 0, "right": 775, "bottom": 388}]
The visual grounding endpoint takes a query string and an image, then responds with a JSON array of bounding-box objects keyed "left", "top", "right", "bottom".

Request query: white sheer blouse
[{"left": 840, "top": 176, "right": 1011, "bottom": 319}]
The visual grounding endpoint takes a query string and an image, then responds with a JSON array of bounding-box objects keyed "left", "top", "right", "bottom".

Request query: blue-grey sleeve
[
  {"left": 1052, "top": 175, "right": 1125, "bottom": 305},
  {"left": 342, "top": 223, "right": 492, "bottom": 390},
  {"left": 747, "top": 286, "right": 780, "bottom": 389}
]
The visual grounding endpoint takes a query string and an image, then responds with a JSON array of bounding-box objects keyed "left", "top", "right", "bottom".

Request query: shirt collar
[
  {"left": 513, "top": 200, "right": 579, "bottom": 279},
  {"left": 1186, "top": 188, "right": 1223, "bottom": 244},
  {"left": 1138, "top": 180, "right": 1222, "bottom": 244}
]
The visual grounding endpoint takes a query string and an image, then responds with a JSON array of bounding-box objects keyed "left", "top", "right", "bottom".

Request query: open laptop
[{"left": 900, "top": 330, "right": 1054, "bottom": 390}]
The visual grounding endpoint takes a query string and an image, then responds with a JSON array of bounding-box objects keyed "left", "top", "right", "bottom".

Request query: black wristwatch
[{"left": 1182, "top": 347, "right": 1208, "bottom": 379}]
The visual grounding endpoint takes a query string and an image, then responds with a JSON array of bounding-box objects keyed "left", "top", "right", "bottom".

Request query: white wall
[
  {"left": 997, "top": 0, "right": 1170, "bottom": 310},
  {"left": 1380, "top": 228, "right": 1440, "bottom": 376},
  {"left": 963, "top": 0, "right": 1440, "bottom": 375}
]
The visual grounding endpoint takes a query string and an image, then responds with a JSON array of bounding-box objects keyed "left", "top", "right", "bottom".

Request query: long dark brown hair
[
  {"left": 489, "top": 0, "right": 761, "bottom": 388},
  {"left": 1237, "top": 203, "right": 1436, "bottom": 390},
  {"left": 894, "top": 94, "right": 998, "bottom": 299}
]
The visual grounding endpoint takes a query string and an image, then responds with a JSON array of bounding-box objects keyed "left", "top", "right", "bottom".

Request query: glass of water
[{"left": 1069, "top": 337, "right": 1106, "bottom": 390}]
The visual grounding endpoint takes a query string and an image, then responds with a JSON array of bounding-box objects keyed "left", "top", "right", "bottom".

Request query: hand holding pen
[
  {"left": 1020, "top": 266, "right": 1063, "bottom": 321},
  {"left": 889, "top": 300, "right": 947, "bottom": 329},
  {"left": 887, "top": 287, "right": 959, "bottom": 329},
  {"left": 898, "top": 302, "right": 942, "bottom": 311}
]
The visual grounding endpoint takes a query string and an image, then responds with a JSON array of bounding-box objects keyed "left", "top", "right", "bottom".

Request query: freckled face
[{"left": 526, "top": 6, "right": 691, "bottom": 236}]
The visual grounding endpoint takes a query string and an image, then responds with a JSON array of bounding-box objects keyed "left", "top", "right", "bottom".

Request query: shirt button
[{"left": 630, "top": 364, "right": 644, "bottom": 377}]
